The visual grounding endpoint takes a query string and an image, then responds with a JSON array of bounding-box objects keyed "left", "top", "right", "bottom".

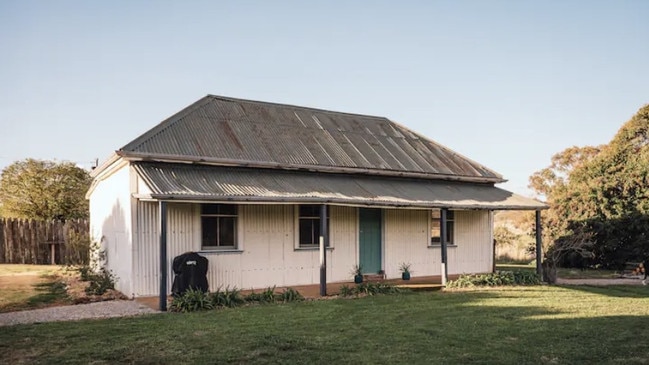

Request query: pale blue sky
[{"left": 1, "top": 0, "right": 647, "bottom": 196}]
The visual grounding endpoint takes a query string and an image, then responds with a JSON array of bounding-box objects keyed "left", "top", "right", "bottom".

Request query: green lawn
[
  {"left": 2, "top": 286, "right": 649, "bottom": 364},
  {"left": 0, "top": 265, "right": 68, "bottom": 313}
]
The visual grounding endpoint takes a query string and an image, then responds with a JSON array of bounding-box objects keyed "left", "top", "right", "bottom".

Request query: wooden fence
[{"left": 0, "top": 218, "right": 89, "bottom": 265}]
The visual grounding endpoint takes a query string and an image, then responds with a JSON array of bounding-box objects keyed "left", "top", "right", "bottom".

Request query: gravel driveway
[{"left": 0, "top": 300, "right": 159, "bottom": 327}]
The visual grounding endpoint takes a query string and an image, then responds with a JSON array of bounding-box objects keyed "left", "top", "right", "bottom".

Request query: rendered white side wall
[
  {"left": 384, "top": 209, "right": 492, "bottom": 279},
  {"left": 88, "top": 165, "right": 133, "bottom": 296}
]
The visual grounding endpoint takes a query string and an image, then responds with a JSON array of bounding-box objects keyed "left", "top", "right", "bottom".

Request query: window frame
[
  {"left": 429, "top": 209, "right": 455, "bottom": 246},
  {"left": 295, "top": 205, "right": 330, "bottom": 249},
  {"left": 200, "top": 203, "right": 239, "bottom": 251}
]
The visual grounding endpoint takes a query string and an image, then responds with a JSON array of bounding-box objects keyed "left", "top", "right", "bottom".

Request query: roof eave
[
  {"left": 134, "top": 193, "right": 547, "bottom": 210},
  {"left": 118, "top": 151, "right": 507, "bottom": 184}
]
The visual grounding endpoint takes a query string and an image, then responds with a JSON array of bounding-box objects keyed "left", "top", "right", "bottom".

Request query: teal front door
[{"left": 359, "top": 208, "right": 382, "bottom": 274}]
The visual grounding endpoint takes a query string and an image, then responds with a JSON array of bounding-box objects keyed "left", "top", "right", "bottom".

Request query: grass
[
  {"left": 2, "top": 286, "right": 649, "bottom": 364},
  {"left": 0, "top": 264, "right": 62, "bottom": 276},
  {"left": 0, "top": 264, "right": 69, "bottom": 313}
]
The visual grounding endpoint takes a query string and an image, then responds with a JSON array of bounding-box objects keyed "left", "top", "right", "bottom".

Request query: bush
[
  {"left": 354, "top": 282, "right": 402, "bottom": 296},
  {"left": 277, "top": 288, "right": 303, "bottom": 303},
  {"left": 245, "top": 286, "right": 277, "bottom": 304},
  {"left": 210, "top": 286, "right": 244, "bottom": 308},
  {"left": 447, "top": 270, "right": 541, "bottom": 288},
  {"left": 75, "top": 265, "right": 92, "bottom": 282},
  {"left": 84, "top": 268, "right": 116, "bottom": 295},
  {"left": 339, "top": 285, "right": 354, "bottom": 297},
  {"left": 170, "top": 288, "right": 214, "bottom": 312}
]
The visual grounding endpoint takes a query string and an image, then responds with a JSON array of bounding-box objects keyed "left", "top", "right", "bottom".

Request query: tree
[
  {"left": 529, "top": 104, "right": 649, "bottom": 269},
  {"left": 528, "top": 145, "right": 602, "bottom": 256},
  {"left": 0, "top": 159, "right": 91, "bottom": 220}
]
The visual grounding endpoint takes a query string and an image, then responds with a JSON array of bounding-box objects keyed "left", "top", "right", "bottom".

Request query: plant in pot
[
  {"left": 399, "top": 262, "right": 412, "bottom": 281},
  {"left": 352, "top": 264, "right": 363, "bottom": 284}
]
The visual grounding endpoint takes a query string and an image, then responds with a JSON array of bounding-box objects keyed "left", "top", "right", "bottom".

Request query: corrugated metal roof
[
  {"left": 120, "top": 95, "right": 504, "bottom": 183},
  {"left": 133, "top": 162, "right": 546, "bottom": 210}
]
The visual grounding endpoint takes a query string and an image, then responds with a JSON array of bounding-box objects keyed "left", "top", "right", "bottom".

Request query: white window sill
[
  {"left": 294, "top": 247, "right": 334, "bottom": 251},
  {"left": 428, "top": 244, "right": 458, "bottom": 248},
  {"left": 199, "top": 249, "right": 243, "bottom": 254}
]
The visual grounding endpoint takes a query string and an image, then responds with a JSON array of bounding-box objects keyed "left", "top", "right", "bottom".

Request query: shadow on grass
[
  {"left": 26, "top": 276, "right": 69, "bottom": 308},
  {"left": 558, "top": 284, "right": 649, "bottom": 298}
]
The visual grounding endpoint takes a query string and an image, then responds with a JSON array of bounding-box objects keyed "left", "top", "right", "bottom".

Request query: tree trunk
[{"left": 542, "top": 259, "right": 557, "bottom": 284}]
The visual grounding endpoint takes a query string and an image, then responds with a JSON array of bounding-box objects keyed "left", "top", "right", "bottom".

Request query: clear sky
[{"left": 1, "top": 0, "right": 648, "bottom": 196}]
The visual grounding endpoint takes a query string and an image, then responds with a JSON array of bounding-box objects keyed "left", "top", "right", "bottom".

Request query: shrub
[
  {"left": 354, "top": 282, "right": 402, "bottom": 296},
  {"left": 244, "top": 286, "right": 277, "bottom": 303},
  {"left": 170, "top": 288, "right": 214, "bottom": 312},
  {"left": 75, "top": 265, "right": 92, "bottom": 282},
  {"left": 447, "top": 270, "right": 540, "bottom": 288},
  {"left": 84, "top": 268, "right": 116, "bottom": 295},
  {"left": 278, "top": 288, "right": 304, "bottom": 303},
  {"left": 210, "top": 286, "right": 244, "bottom": 308},
  {"left": 339, "top": 285, "right": 354, "bottom": 297},
  {"left": 64, "top": 231, "right": 92, "bottom": 266},
  {"left": 245, "top": 286, "right": 278, "bottom": 304}
]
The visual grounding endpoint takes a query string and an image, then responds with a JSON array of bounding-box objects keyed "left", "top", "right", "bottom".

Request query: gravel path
[{"left": 0, "top": 300, "right": 159, "bottom": 327}]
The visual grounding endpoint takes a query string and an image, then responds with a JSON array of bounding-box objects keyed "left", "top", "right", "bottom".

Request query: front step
[
  {"left": 363, "top": 273, "right": 386, "bottom": 281},
  {"left": 395, "top": 284, "right": 444, "bottom": 292}
]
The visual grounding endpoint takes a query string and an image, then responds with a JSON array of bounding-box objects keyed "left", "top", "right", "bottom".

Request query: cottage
[{"left": 87, "top": 95, "right": 546, "bottom": 308}]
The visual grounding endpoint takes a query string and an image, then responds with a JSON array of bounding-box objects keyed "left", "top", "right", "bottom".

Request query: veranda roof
[{"left": 133, "top": 162, "right": 546, "bottom": 210}]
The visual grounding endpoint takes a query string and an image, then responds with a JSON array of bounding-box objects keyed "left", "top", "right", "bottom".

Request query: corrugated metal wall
[
  {"left": 384, "top": 209, "right": 492, "bottom": 279},
  {"left": 446, "top": 210, "right": 492, "bottom": 274},
  {"left": 88, "top": 165, "right": 134, "bottom": 296},
  {"left": 133, "top": 201, "right": 158, "bottom": 297},
  {"left": 328, "top": 206, "right": 358, "bottom": 282},
  {"left": 132, "top": 203, "right": 359, "bottom": 296},
  {"left": 384, "top": 209, "right": 438, "bottom": 278},
  {"left": 205, "top": 204, "right": 360, "bottom": 290},
  {"left": 131, "top": 204, "right": 492, "bottom": 296}
]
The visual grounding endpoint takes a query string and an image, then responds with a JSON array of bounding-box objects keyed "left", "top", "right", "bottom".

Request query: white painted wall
[{"left": 88, "top": 164, "right": 134, "bottom": 296}]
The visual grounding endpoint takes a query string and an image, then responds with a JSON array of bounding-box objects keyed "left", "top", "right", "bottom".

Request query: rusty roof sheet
[
  {"left": 120, "top": 95, "right": 504, "bottom": 182},
  {"left": 133, "top": 162, "right": 546, "bottom": 210}
]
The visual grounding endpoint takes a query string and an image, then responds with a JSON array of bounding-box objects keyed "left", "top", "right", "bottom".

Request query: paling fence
[{"left": 0, "top": 218, "right": 89, "bottom": 265}]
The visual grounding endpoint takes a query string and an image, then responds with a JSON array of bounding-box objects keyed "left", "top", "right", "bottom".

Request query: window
[
  {"left": 431, "top": 209, "right": 454, "bottom": 245},
  {"left": 201, "top": 204, "right": 238, "bottom": 250},
  {"left": 298, "top": 205, "right": 329, "bottom": 248}
]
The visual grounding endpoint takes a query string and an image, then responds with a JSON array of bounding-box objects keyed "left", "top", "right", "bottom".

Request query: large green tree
[
  {"left": 0, "top": 159, "right": 91, "bottom": 220},
  {"left": 530, "top": 104, "right": 649, "bottom": 268}
]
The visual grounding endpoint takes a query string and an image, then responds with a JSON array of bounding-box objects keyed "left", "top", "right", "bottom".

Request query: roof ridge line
[{"left": 206, "top": 94, "right": 389, "bottom": 121}]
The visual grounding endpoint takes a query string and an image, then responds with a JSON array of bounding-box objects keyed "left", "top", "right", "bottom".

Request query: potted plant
[
  {"left": 352, "top": 264, "right": 363, "bottom": 284},
  {"left": 399, "top": 262, "right": 412, "bottom": 281}
]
